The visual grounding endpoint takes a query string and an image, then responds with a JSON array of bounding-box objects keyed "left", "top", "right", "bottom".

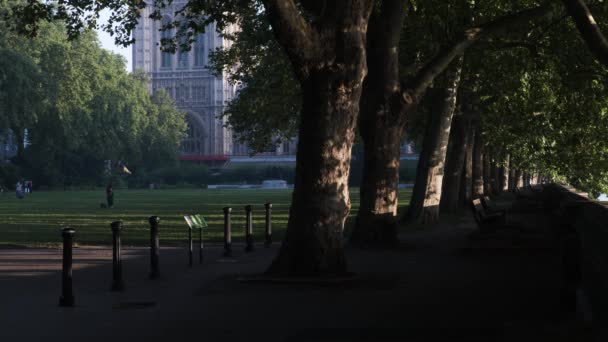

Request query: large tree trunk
[
  {"left": 515, "top": 170, "right": 524, "bottom": 189},
  {"left": 263, "top": 0, "right": 373, "bottom": 276},
  {"left": 507, "top": 158, "right": 516, "bottom": 191},
  {"left": 355, "top": 4, "right": 552, "bottom": 234},
  {"left": 472, "top": 126, "right": 484, "bottom": 198},
  {"left": 490, "top": 158, "right": 500, "bottom": 194},
  {"left": 353, "top": 126, "right": 402, "bottom": 244},
  {"left": 405, "top": 58, "right": 463, "bottom": 224},
  {"left": 352, "top": 0, "right": 405, "bottom": 245},
  {"left": 267, "top": 72, "right": 364, "bottom": 276},
  {"left": 459, "top": 125, "right": 474, "bottom": 206},
  {"left": 501, "top": 155, "right": 510, "bottom": 191},
  {"left": 483, "top": 151, "right": 493, "bottom": 195},
  {"left": 440, "top": 111, "right": 469, "bottom": 213}
]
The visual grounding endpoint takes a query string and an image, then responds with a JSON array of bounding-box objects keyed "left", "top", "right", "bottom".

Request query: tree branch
[
  {"left": 300, "top": 0, "right": 328, "bottom": 18},
  {"left": 261, "top": 0, "right": 319, "bottom": 79},
  {"left": 403, "top": 3, "right": 556, "bottom": 104},
  {"left": 562, "top": 0, "right": 608, "bottom": 66}
]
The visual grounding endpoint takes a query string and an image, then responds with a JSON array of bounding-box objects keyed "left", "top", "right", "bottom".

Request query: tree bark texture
[
  {"left": 472, "top": 126, "right": 484, "bottom": 198},
  {"left": 531, "top": 173, "right": 539, "bottom": 185},
  {"left": 507, "top": 158, "right": 516, "bottom": 191},
  {"left": 263, "top": 0, "right": 374, "bottom": 276},
  {"left": 405, "top": 58, "right": 463, "bottom": 224},
  {"left": 440, "top": 112, "right": 470, "bottom": 213},
  {"left": 355, "top": 3, "right": 552, "bottom": 236},
  {"left": 352, "top": 0, "right": 406, "bottom": 245},
  {"left": 492, "top": 160, "right": 502, "bottom": 194},
  {"left": 459, "top": 126, "right": 474, "bottom": 206},
  {"left": 515, "top": 170, "right": 524, "bottom": 189},
  {"left": 501, "top": 155, "right": 510, "bottom": 191}
]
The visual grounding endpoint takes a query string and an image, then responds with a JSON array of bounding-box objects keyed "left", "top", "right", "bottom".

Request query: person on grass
[
  {"left": 15, "top": 180, "right": 24, "bottom": 199},
  {"left": 106, "top": 183, "right": 114, "bottom": 208}
]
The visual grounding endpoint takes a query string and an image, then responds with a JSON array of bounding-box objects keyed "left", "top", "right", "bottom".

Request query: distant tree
[
  {"left": 0, "top": 48, "right": 43, "bottom": 158},
  {"left": 0, "top": 7, "right": 187, "bottom": 186}
]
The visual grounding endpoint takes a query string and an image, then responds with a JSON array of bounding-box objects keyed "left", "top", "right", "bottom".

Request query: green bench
[{"left": 184, "top": 214, "right": 207, "bottom": 266}]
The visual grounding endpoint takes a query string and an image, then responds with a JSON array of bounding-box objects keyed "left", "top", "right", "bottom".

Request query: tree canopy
[
  {"left": 469, "top": 4, "right": 608, "bottom": 194},
  {"left": 1, "top": 5, "right": 187, "bottom": 187}
]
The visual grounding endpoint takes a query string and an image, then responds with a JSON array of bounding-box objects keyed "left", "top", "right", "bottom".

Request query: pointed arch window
[
  {"left": 194, "top": 34, "right": 205, "bottom": 67},
  {"left": 160, "top": 17, "right": 173, "bottom": 68},
  {"left": 181, "top": 118, "right": 205, "bottom": 154},
  {"left": 177, "top": 29, "right": 189, "bottom": 69}
]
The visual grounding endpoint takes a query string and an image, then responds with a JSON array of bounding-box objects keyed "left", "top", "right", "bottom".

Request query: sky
[{"left": 95, "top": 10, "right": 132, "bottom": 72}]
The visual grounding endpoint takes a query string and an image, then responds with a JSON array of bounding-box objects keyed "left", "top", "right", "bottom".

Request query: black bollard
[
  {"left": 264, "top": 203, "right": 272, "bottom": 247},
  {"left": 110, "top": 221, "right": 125, "bottom": 291},
  {"left": 188, "top": 223, "right": 193, "bottom": 267},
  {"left": 223, "top": 207, "right": 232, "bottom": 257},
  {"left": 59, "top": 227, "right": 76, "bottom": 307},
  {"left": 149, "top": 216, "right": 160, "bottom": 279},
  {"left": 245, "top": 205, "right": 254, "bottom": 252}
]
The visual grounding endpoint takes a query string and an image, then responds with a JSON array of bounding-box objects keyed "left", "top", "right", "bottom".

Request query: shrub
[{"left": 0, "top": 162, "right": 20, "bottom": 189}]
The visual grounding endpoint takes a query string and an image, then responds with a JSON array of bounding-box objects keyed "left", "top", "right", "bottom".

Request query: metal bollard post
[
  {"left": 245, "top": 205, "right": 254, "bottom": 252},
  {"left": 188, "top": 224, "right": 193, "bottom": 267},
  {"left": 149, "top": 216, "right": 160, "bottom": 279},
  {"left": 59, "top": 227, "right": 76, "bottom": 307},
  {"left": 111, "top": 221, "right": 125, "bottom": 291},
  {"left": 264, "top": 203, "right": 272, "bottom": 247},
  {"left": 223, "top": 207, "right": 232, "bottom": 257},
  {"left": 199, "top": 227, "right": 203, "bottom": 264}
]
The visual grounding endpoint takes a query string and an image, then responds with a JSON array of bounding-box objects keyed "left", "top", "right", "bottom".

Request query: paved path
[{"left": 0, "top": 210, "right": 595, "bottom": 341}]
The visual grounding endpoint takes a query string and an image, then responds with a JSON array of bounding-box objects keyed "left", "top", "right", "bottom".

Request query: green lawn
[{"left": 0, "top": 188, "right": 412, "bottom": 247}]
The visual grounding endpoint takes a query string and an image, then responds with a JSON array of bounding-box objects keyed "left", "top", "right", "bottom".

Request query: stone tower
[{"left": 132, "top": 1, "right": 236, "bottom": 159}]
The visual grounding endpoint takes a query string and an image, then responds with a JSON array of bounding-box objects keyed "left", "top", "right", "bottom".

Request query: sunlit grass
[{"left": 0, "top": 188, "right": 412, "bottom": 247}]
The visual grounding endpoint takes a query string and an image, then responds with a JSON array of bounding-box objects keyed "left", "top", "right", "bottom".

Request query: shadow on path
[{"left": 0, "top": 196, "right": 596, "bottom": 341}]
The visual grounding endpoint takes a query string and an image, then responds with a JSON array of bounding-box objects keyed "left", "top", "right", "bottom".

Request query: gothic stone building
[
  {"left": 132, "top": 1, "right": 297, "bottom": 160},
  {"left": 132, "top": 1, "right": 237, "bottom": 161}
]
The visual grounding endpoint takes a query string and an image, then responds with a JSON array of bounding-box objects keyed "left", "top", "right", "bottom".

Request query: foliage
[
  {"left": 208, "top": 2, "right": 299, "bottom": 152},
  {"left": 0, "top": 162, "right": 20, "bottom": 189},
  {"left": 0, "top": 6, "right": 187, "bottom": 187},
  {"left": 11, "top": 0, "right": 608, "bottom": 195},
  {"left": 475, "top": 7, "right": 608, "bottom": 194},
  {"left": 0, "top": 48, "right": 43, "bottom": 136}
]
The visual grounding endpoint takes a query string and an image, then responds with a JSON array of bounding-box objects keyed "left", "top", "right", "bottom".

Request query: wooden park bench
[
  {"left": 471, "top": 198, "right": 505, "bottom": 229},
  {"left": 184, "top": 214, "right": 207, "bottom": 266}
]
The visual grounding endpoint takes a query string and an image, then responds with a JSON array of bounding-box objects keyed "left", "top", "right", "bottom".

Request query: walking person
[
  {"left": 15, "top": 180, "right": 23, "bottom": 199},
  {"left": 106, "top": 183, "right": 114, "bottom": 208}
]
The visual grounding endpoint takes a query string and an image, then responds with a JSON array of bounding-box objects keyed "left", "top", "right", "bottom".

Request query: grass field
[{"left": 0, "top": 188, "right": 412, "bottom": 247}]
